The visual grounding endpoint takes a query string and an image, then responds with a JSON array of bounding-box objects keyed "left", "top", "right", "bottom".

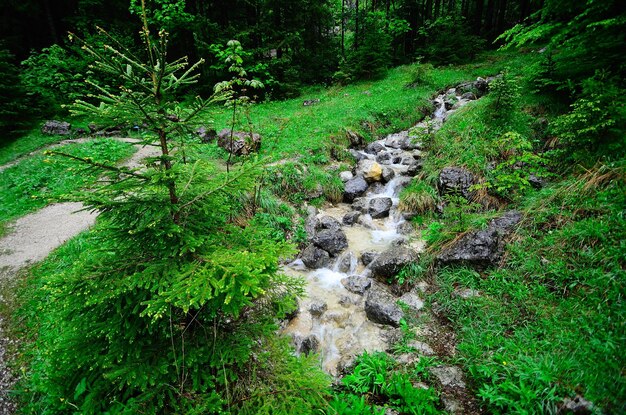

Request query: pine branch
[{"left": 46, "top": 150, "right": 149, "bottom": 180}]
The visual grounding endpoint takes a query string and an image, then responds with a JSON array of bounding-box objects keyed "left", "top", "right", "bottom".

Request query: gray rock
[
  {"left": 461, "top": 92, "right": 477, "bottom": 100},
  {"left": 299, "top": 335, "right": 320, "bottom": 355},
  {"left": 365, "top": 142, "right": 386, "bottom": 155},
  {"left": 562, "top": 395, "right": 595, "bottom": 414},
  {"left": 397, "top": 221, "right": 414, "bottom": 235},
  {"left": 367, "top": 182, "right": 386, "bottom": 195},
  {"left": 312, "top": 229, "right": 348, "bottom": 256},
  {"left": 437, "top": 211, "right": 522, "bottom": 270},
  {"left": 381, "top": 167, "right": 395, "bottom": 183},
  {"left": 376, "top": 152, "right": 393, "bottom": 164},
  {"left": 339, "top": 170, "right": 354, "bottom": 182},
  {"left": 344, "top": 176, "right": 369, "bottom": 202},
  {"left": 365, "top": 285, "right": 403, "bottom": 327},
  {"left": 385, "top": 131, "right": 419, "bottom": 150},
  {"left": 316, "top": 215, "right": 342, "bottom": 232},
  {"left": 196, "top": 126, "right": 217, "bottom": 143},
  {"left": 309, "top": 301, "right": 328, "bottom": 317},
  {"left": 217, "top": 128, "right": 261, "bottom": 155},
  {"left": 528, "top": 174, "right": 545, "bottom": 189},
  {"left": 351, "top": 197, "right": 368, "bottom": 212},
  {"left": 407, "top": 340, "right": 435, "bottom": 356},
  {"left": 369, "top": 246, "right": 418, "bottom": 281},
  {"left": 41, "top": 120, "right": 71, "bottom": 135},
  {"left": 474, "top": 78, "right": 489, "bottom": 96},
  {"left": 398, "top": 291, "right": 424, "bottom": 311},
  {"left": 349, "top": 149, "right": 368, "bottom": 161},
  {"left": 342, "top": 211, "right": 361, "bottom": 226},
  {"left": 430, "top": 366, "right": 466, "bottom": 389},
  {"left": 336, "top": 251, "right": 355, "bottom": 273},
  {"left": 437, "top": 166, "right": 476, "bottom": 200},
  {"left": 341, "top": 275, "right": 372, "bottom": 295},
  {"left": 301, "top": 244, "right": 330, "bottom": 269},
  {"left": 361, "top": 251, "right": 378, "bottom": 266},
  {"left": 369, "top": 197, "right": 393, "bottom": 219},
  {"left": 406, "top": 160, "right": 423, "bottom": 176}
]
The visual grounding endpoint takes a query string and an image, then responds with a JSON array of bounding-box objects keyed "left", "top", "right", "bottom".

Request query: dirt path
[{"left": 0, "top": 138, "right": 160, "bottom": 412}]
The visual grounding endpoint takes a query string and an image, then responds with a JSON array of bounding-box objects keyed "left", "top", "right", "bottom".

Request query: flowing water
[{"left": 282, "top": 85, "right": 479, "bottom": 376}]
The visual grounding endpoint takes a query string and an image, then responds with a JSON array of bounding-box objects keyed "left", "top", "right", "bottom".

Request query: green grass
[
  {"left": 202, "top": 53, "right": 517, "bottom": 162},
  {"left": 0, "top": 138, "right": 135, "bottom": 225},
  {"left": 397, "top": 50, "right": 626, "bottom": 413},
  {"left": 0, "top": 129, "right": 66, "bottom": 166}
]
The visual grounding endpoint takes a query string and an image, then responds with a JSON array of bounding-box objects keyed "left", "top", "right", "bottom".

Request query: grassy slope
[
  {"left": 400, "top": 51, "right": 625, "bottom": 413},
  {"left": 0, "top": 138, "right": 134, "bottom": 227}
]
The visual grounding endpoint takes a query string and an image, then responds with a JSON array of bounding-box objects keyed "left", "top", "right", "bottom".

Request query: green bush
[{"left": 416, "top": 16, "right": 485, "bottom": 65}]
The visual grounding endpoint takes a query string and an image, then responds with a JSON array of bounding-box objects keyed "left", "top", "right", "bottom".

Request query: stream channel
[{"left": 282, "top": 81, "right": 487, "bottom": 376}]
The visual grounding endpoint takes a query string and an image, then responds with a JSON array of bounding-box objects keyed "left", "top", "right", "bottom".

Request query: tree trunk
[
  {"left": 473, "top": 0, "right": 485, "bottom": 34},
  {"left": 496, "top": 0, "right": 507, "bottom": 35},
  {"left": 355, "top": 0, "right": 360, "bottom": 49}
]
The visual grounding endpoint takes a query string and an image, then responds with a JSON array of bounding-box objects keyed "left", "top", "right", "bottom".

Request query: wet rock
[
  {"left": 369, "top": 246, "right": 418, "bottom": 281},
  {"left": 376, "top": 152, "right": 393, "bottom": 164},
  {"left": 349, "top": 149, "right": 368, "bottom": 161},
  {"left": 381, "top": 167, "right": 395, "bottom": 183},
  {"left": 300, "top": 244, "right": 331, "bottom": 269},
  {"left": 351, "top": 197, "right": 368, "bottom": 212},
  {"left": 217, "top": 128, "right": 261, "bottom": 155},
  {"left": 339, "top": 170, "right": 354, "bottom": 182},
  {"left": 341, "top": 275, "right": 372, "bottom": 295},
  {"left": 361, "top": 251, "right": 378, "bottom": 266},
  {"left": 430, "top": 365, "right": 466, "bottom": 389},
  {"left": 365, "top": 142, "right": 385, "bottom": 155},
  {"left": 312, "top": 229, "right": 348, "bottom": 256},
  {"left": 398, "top": 291, "right": 424, "bottom": 312},
  {"left": 437, "top": 211, "right": 522, "bottom": 270},
  {"left": 74, "top": 127, "right": 87, "bottom": 136},
  {"left": 41, "top": 120, "right": 71, "bottom": 135},
  {"left": 358, "top": 214, "right": 376, "bottom": 229},
  {"left": 299, "top": 335, "right": 320, "bottom": 355},
  {"left": 384, "top": 131, "right": 419, "bottom": 150},
  {"left": 338, "top": 294, "right": 360, "bottom": 306},
  {"left": 406, "top": 160, "right": 423, "bottom": 176},
  {"left": 316, "top": 215, "right": 342, "bottom": 232},
  {"left": 437, "top": 166, "right": 476, "bottom": 200},
  {"left": 561, "top": 395, "right": 595, "bottom": 414},
  {"left": 365, "top": 285, "right": 403, "bottom": 327},
  {"left": 342, "top": 211, "right": 361, "bottom": 225},
  {"left": 357, "top": 159, "right": 383, "bottom": 183},
  {"left": 367, "top": 182, "right": 386, "bottom": 195},
  {"left": 397, "top": 221, "right": 414, "bottom": 235},
  {"left": 461, "top": 92, "right": 477, "bottom": 100},
  {"left": 196, "top": 126, "right": 216, "bottom": 143},
  {"left": 337, "top": 252, "right": 356, "bottom": 273},
  {"left": 474, "top": 78, "right": 489, "bottom": 96},
  {"left": 344, "top": 176, "right": 369, "bottom": 202},
  {"left": 369, "top": 197, "right": 393, "bottom": 219},
  {"left": 309, "top": 301, "right": 328, "bottom": 317}
]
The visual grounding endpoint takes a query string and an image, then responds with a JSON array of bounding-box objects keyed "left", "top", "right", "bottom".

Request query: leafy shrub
[
  {"left": 20, "top": 44, "right": 88, "bottom": 115},
  {"left": 489, "top": 70, "right": 521, "bottom": 116}
]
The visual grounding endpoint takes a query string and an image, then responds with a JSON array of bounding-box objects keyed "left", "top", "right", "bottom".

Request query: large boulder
[
  {"left": 437, "top": 166, "right": 476, "bottom": 200},
  {"left": 312, "top": 229, "right": 348, "bottom": 256},
  {"left": 381, "top": 167, "right": 395, "bottom": 183},
  {"left": 369, "top": 197, "right": 393, "bottom": 219},
  {"left": 217, "top": 128, "right": 261, "bottom": 155},
  {"left": 356, "top": 159, "right": 383, "bottom": 183},
  {"left": 346, "top": 129, "right": 364, "bottom": 148},
  {"left": 365, "top": 142, "right": 385, "bottom": 155},
  {"left": 385, "top": 130, "right": 420, "bottom": 150},
  {"left": 196, "top": 126, "right": 217, "bottom": 143},
  {"left": 41, "top": 120, "right": 71, "bottom": 135},
  {"left": 344, "top": 176, "right": 369, "bottom": 202},
  {"left": 342, "top": 211, "right": 361, "bottom": 225},
  {"left": 300, "top": 244, "right": 331, "bottom": 269},
  {"left": 365, "top": 285, "right": 403, "bottom": 327},
  {"left": 315, "top": 215, "right": 342, "bottom": 232},
  {"left": 369, "top": 246, "right": 418, "bottom": 281},
  {"left": 437, "top": 211, "right": 522, "bottom": 270}
]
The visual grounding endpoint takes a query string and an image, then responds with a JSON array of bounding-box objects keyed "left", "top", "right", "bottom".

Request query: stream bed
[{"left": 282, "top": 80, "right": 488, "bottom": 376}]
